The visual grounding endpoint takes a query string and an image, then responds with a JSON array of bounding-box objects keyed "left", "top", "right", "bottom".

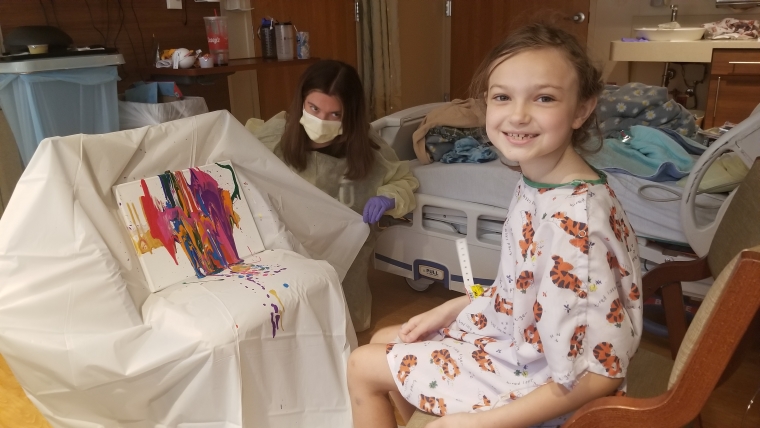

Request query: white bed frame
[{"left": 371, "top": 103, "right": 760, "bottom": 299}]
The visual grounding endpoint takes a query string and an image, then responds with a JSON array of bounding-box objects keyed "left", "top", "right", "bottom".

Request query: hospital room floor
[
  {"left": 0, "top": 268, "right": 757, "bottom": 427},
  {"left": 361, "top": 266, "right": 760, "bottom": 428}
]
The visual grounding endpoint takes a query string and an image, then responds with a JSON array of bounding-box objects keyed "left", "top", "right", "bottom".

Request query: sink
[{"left": 635, "top": 27, "right": 706, "bottom": 41}]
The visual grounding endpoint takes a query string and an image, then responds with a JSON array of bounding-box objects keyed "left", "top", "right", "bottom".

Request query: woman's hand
[
  {"left": 398, "top": 296, "right": 469, "bottom": 343},
  {"left": 362, "top": 196, "right": 395, "bottom": 223}
]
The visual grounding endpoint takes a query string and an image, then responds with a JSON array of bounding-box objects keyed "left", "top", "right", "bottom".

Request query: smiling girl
[{"left": 347, "top": 24, "right": 642, "bottom": 428}]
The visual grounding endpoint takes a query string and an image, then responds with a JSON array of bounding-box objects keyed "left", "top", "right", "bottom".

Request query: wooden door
[
  {"left": 251, "top": 0, "right": 358, "bottom": 119},
  {"left": 449, "top": 0, "right": 590, "bottom": 100}
]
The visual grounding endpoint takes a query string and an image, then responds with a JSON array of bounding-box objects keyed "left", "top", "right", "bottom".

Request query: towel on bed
[
  {"left": 586, "top": 125, "right": 695, "bottom": 182},
  {"left": 597, "top": 83, "right": 698, "bottom": 139}
]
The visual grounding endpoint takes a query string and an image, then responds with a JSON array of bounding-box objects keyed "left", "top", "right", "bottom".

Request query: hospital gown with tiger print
[{"left": 386, "top": 173, "right": 643, "bottom": 423}]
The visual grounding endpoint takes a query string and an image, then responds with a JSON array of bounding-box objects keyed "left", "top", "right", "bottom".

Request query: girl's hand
[
  {"left": 398, "top": 296, "right": 469, "bottom": 343},
  {"left": 427, "top": 412, "right": 482, "bottom": 428}
]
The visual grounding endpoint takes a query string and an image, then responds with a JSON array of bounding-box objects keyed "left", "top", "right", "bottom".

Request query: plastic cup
[
  {"left": 199, "top": 56, "right": 214, "bottom": 68},
  {"left": 297, "top": 31, "right": 310, "bottom": 59},
  {"left": 204, "top": 16, "right": 229, "bottom": 66}
]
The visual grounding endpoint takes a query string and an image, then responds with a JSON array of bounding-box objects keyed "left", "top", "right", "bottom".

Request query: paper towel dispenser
[{"left": 715, "top": 0, "right": 760, "bottom": 9}]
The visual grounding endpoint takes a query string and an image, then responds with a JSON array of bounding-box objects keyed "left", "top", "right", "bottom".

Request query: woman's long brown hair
[{"left": 280, "top": 60, "right": 378, "bottom": 181}]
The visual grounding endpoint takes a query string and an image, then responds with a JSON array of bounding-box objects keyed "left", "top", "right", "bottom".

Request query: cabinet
[{"left": 704, "top": 49, "right": 760, "bottom": 129}]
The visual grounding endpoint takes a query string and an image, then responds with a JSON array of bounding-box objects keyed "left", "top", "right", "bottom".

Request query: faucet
[{"left": 670, "top": 4, "right": 678, "bottom": 22}]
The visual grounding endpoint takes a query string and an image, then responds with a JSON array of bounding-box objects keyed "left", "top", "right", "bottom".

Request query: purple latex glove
[{"left": 362, "top": 196, "right": 395, "bottom": 223}]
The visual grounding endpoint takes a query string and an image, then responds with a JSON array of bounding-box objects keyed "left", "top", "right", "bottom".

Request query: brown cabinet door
[
  {"left": 704, "top": 75, "right": 760, "bottom": 129},
  {"left": 252, "top": 0, "right": 358, "bottom": 119},
  {"left": 449, "top": 0, "right": 590, "bottom": 100}
]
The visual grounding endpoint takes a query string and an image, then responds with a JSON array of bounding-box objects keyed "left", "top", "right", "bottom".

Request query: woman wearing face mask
[{"left": 246, "top": 60, "right": 419, "bottom": 332}]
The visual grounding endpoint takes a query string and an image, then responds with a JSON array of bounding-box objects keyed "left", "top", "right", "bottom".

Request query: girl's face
[{"left": 485, "top": 48, "right": 595, "bottom": 178}]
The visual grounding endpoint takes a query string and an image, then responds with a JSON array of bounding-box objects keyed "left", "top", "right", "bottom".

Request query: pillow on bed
[{"left": 677, "top": 152, "right": 749, "bottom": 193}]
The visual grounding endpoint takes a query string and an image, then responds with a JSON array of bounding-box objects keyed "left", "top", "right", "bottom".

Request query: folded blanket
[
  {"left": 586, "top": 125, "right": 695, "bottom": 182},
  {"left": 656, "top": 127, "right": 706, "bottom": 155},
  {"left": 440, "top": 136, "right": 497, "bottom": 164},
  {"left": 703, "top": 18, "right": 760, "bottom": 40},
  {"left": 425, "top": 126, "right": 485, "bottom": 162},
  {"left": 597, "top": 83, "right": 697, "bottom": 139}
]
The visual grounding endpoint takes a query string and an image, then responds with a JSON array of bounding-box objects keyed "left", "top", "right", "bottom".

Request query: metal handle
[
  {"left": 728, "top": 61, "right": 760, "bottom": 65},
  {"left": 571, "top": 12, "right": 586, "bottom": 23},
  {"left": 713, "top": 76, "right": 721, "bottom": 119}
]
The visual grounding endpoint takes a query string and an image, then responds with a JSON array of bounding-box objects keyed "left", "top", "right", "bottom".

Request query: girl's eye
[
  {"left": 537, "top": 96, "right": 555, "bottom": 103},
  {"left": 331, "top": 112, "right": 342, "bottom": 118},
  {"left": 492, "top": 94, "right": 509, "bottom": 102},
  {"left": 310, "top": 105, "right": 319, "bottom": 112}
]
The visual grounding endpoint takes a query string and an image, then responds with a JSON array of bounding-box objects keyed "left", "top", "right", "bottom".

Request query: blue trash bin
[{"left": 0, "top": 66, "right": 119, "bottom": 166}]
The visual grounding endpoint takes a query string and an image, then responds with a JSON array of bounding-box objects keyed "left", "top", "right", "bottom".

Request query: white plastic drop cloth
[
  {"left": 118, "top": 96, "right": 210, "bottom": 130},
  {"left": 0, "top": 110, "right": 368, "bottom": 427}
]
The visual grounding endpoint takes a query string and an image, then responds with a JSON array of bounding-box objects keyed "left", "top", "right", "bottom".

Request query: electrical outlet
[{"left": 167, "top": 0, "right": 183, "bottom": 9}]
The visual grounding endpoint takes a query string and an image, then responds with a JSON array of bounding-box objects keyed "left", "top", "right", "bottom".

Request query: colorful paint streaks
[
  {"left": 138, "top": 166, "right": 244, "bottom": 278},
  {"left": 213, "top": 262, "right": 289, "bottom": 338}
]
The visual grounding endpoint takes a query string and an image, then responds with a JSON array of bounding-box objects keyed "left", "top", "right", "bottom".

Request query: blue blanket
[{"left": 586, "top": 125, "right": 696, "bottom": 181}]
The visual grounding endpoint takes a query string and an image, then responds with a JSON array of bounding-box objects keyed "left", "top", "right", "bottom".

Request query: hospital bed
[{"left": 372, "top": 102, "right": 760, "bottom": 300}]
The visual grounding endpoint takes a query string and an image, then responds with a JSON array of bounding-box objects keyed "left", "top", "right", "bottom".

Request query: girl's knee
[
  {"left": 347, "top": 345, "right": 375, "bottom": 381},
  {"left": 370, "top": 325, "right": 402, "bottom": 344},
  {"left": 347, "top": 344, "right": 395, "bottom": 391}
]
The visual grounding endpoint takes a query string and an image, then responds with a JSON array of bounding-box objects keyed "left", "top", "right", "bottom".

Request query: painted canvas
[{"left": 114, "top": 161, "right": 265, "bottom": 292}]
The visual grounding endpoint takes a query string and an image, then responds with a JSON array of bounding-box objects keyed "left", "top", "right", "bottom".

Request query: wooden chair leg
[
  {"left": 692, "top": 413, "right": 703, "bottom": 428},
  {"left": 661, "top": 281, "right": 688, "bottom": 359}
]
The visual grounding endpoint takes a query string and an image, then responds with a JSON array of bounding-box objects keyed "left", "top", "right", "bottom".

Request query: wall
[
  {"left": 0, "top": 0, "right": 230, "bottom": 111},
  {"left": 588, "top": 0, "right": 760, "bottom": 111},
  {"left": 248, "top": 0, "right": 359, "bottom": 120}
]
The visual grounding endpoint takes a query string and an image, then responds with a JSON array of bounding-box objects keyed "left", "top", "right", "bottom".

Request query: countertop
[
  {"left": 610, "top": 39, "right": 760, "bottom": 63},
  {"left": 0, "top": 53, "right": 125, "bottom": 74}
]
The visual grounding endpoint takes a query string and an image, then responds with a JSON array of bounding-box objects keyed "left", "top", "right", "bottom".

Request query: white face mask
[{"left": 299, "top": 109, "right": 343, "bottom": 144}]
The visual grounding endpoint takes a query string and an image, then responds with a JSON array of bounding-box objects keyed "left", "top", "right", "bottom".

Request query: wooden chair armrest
[
  {"left": 562, "top": 393, "right": 677, "bottom": 428},
  {"left": 641, "top": 257, "right": 711, "bottom": 301}
]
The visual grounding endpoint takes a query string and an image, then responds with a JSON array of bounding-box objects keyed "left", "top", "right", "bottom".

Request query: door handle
[
  {"left": 568, "top": 12, "right": 585, "bottom": 23},
  {"left": 728, "top": 61, "right": 760, "bottom": 64},
  {"left": 713, "top": 76, "right": 721, "bottom": 119}
]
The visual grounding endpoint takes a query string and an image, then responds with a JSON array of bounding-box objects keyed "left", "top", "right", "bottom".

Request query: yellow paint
[
  {"left": 269, "top": 289, "right": 285, "bottom": 331},
  {"left": 127, "top": 203, "right": 163, "bottom": 255}
]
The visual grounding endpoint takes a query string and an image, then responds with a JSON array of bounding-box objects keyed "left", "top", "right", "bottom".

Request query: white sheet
[
  {"left": 0, "top": 111, "right": 368, "bottom": 427},
  {"left": 410, "top": 159, "right": 724, "bottom": 244}
]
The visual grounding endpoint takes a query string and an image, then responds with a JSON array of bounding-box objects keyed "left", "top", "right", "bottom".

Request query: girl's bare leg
[
  {"left": 370, "top": 326, "right": 417, "bottom": 423},
  {"left": 348, "top": 324, "right": 415, "bottom": 427}
]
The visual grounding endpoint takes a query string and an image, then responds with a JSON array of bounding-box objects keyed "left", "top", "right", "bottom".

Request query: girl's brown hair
[
  {"left": 280, "top": 60, "right": 378, "bottom": 181},
  {"left": 469, "top": 23, "right": 603, "bottom": 151}
]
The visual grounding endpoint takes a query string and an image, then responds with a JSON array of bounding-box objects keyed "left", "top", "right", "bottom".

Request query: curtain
[{"left": 359, "top": 0, "right": 402, "bottom": 121}]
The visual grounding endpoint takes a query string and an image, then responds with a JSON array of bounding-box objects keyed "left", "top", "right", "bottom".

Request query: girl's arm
[
  {"left": 430, "top": 372, "right": 622, "bottom": 428},
  {"left": 398, "top": 295, "right": 470, "bottom": 343}
]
